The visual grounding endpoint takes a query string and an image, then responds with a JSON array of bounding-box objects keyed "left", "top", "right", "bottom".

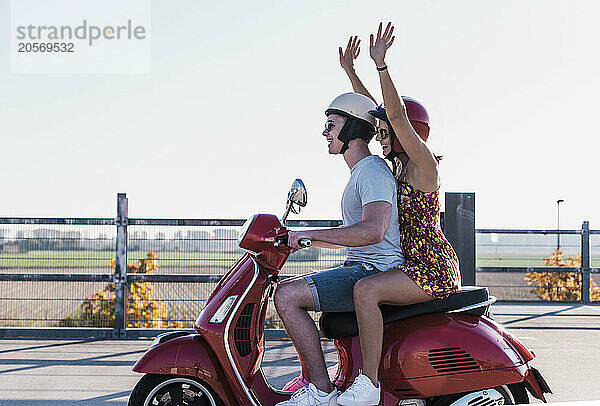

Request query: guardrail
[
  {"left": 476, "top": 225, "right": 599, "bottom": 303},
  {"left": 0, "top": 192, "right": 597, "bottom": 339},
  {"left": 0, "top": 193, "right": 353, "bottom": 338}
]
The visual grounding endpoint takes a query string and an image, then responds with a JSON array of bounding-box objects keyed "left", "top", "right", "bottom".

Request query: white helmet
[{"left": 325, "top": 92, "right": 377, "bottom": 128}]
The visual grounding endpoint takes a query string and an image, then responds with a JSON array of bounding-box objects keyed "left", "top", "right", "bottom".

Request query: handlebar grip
[{"left": 299, "top": 238, "right": 312, "bottom": 248}]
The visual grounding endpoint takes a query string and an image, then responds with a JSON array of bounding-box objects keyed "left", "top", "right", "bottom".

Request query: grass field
[
  {"left": 0, "top": 250, "right": 239, "bottom": 268},
  {"left": 0, "top": 249, "right": 350, "bottom": 272},
  {"left": 3, "top": 249, "right": 597, "bottom": 269}
]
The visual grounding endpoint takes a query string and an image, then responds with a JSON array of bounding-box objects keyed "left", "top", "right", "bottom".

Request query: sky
[{"left": 1, "top": 0, "right": 599, "bottom": 229}]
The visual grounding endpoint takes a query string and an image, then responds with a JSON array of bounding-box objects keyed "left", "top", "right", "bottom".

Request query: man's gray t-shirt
[{"left": 342, "top": 155, "right": 405, "bottom": 270}]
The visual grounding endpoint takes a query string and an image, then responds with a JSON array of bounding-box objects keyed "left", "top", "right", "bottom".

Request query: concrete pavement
[{"left": 0, "top": 303, "right": 599, "bottom": 405}]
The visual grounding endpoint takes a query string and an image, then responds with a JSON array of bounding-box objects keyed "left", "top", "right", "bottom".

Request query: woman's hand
[
  {"left": 370, "top": 22, "right": 395, "bottom": 67},
  {"left": 339, "top": 36, "right": 361, "bottom": 73}
]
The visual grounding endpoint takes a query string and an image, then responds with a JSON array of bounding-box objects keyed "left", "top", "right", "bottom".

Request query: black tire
[
  {"left": 506, "top": 382, "right": 530, "bottom": 405},
  {"left": 128, "top": 374, "right": 220, "bottom": 406},
  {"left": 496, "top": 384, "right": 530, "bottom": 405},
  {"left": 495, "top": 385, "right": 516, "bottom": 404}
]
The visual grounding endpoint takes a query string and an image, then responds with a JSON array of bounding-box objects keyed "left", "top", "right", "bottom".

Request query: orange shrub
[
  {"left": 524, "top": 247, "right": 600, "bottom": 301},
  {"left": 62, "top": 252, "right": 185, "bottom": 328}
]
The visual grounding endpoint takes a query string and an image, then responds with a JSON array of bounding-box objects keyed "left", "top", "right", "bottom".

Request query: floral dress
[{"left": 392, "top": 181, "right": 461, "bottom": 298}]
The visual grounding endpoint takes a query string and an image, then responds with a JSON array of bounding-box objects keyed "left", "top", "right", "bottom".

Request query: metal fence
[
  {"left": 476, "top": 223, "right": 600, "bottom": 303},
  {"left": 0, "top": 193, "right": 598, "bottom": 339},
  {"left": 0, "top": 194, "right": 349, "bottom": 338}
]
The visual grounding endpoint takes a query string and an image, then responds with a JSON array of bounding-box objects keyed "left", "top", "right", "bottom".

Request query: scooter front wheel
[{"left": 128, "top": 373, "right": 221, "bottom": 406}]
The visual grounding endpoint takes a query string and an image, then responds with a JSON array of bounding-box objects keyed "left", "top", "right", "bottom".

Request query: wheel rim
[
  {"left": 143, "top": 377, "right": 217, "bottom": 406},
  {"left": 497, "top": 385, "right": 516, "bottom": 405}
]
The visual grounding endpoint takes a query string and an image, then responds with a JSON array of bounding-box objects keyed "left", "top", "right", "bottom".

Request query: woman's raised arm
[
  {"left": 369, "top": 22, "right": 438, "bottom": 174},
  {"left": 339, "top": 36, "right": 377, "bottom": 104}
]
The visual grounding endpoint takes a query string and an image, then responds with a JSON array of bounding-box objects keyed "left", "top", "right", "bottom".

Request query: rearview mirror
[
  {"left": 281, "top": 178, "right": 307, "bottom": 225},
  {"left": 288, "top": 179, "right": 307, "bottom": 208}
]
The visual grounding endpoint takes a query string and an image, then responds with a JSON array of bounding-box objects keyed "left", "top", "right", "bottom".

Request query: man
[{"left": 274, "top": 92, "right": 405, "bottom": 406}]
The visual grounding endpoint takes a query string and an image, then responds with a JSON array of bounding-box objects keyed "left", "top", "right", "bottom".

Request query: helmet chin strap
[
  {"left": 337, "top": 117, "right": 375, "bottom": 154},
  {"left": 385, "top": 150, "right": 400, "bottom": 160},
  {"left": 384, "top": 126, "right": 401, "bottom": 160},
  {"left": 340, "top": 141, "right": 350, "bottom": 155},
  {"left": 396, "top": 153, "right": 410, "bottom": 181}
]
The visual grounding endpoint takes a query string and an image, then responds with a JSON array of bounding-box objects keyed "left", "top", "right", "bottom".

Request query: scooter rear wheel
[
  {"left": 499, "top": 383, "right": 531, "bottom": 405},
  {"left": 128, "top": 374, "right": 221, "bottom": 406},
  {"left": 506, "top": 382, "right": 530, "bottom": 404}
]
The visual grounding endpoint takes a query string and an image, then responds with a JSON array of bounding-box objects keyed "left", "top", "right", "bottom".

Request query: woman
[
  {"left": 336, "top": 23, "right": 461, "bottom": 405},
  {"left": 283, "top": 23, "right": 461, "bottom": 401}
]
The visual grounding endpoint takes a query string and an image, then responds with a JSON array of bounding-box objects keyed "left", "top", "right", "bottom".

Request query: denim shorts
[{"left": 303, "top": 261, "right": 380, "bottom": 312}]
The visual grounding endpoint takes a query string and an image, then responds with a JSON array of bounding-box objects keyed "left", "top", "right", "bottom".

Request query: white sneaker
[
  {"left": 276, "top": 383, "right": 338, "bottom": 406},
  {"left": 337, "top": 373, "right": 380, "bottom": 406}
]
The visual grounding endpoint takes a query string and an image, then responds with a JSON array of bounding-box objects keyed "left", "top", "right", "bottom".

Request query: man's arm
[
  {"left": 288, "top": 201, "right": 391, "bottom": 250},
  {"left": 310, "top": 241, "right": 346, "bottom": 249}
]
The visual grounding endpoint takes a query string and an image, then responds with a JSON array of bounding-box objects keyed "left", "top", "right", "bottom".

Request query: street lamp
[{"left": 556, "top": 199, "right": 564, "bottom": 249}]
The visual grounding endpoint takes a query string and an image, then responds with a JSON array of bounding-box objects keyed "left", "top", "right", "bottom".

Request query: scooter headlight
[{"left": 210, "top": 295, "right": 238, "bottom": 324}]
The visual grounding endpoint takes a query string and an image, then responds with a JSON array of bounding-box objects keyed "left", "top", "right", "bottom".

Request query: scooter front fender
[
  {"left": 132, "top": 334, "right": 236, "bottom": 406},
  {"left": 524, "top": 366, "right": 552, "bottom": 403}
]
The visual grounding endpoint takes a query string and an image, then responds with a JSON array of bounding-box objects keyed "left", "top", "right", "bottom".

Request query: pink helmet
[
  {"left": 401, "top": 96, "right": 430, "bottom": 153},
  {"left": 403, "top": 97, "right": 429, "bottom": 132},
  {"left": 369, "top": 96, "right": 430, "bottom": 157}
]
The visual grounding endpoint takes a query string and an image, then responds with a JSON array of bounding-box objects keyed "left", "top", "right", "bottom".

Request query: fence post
[
  {"left": 581, "top": 221, "right": 590, "bottom": 304},
  {"left": 444, "top": 193, "right": 476, "bottom": 286},
  {"left": 113, "top": 193, "right": 128, "bottom": 338}
]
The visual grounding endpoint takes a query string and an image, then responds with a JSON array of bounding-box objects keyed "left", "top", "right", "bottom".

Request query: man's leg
[{"left": 273, "top": 277, "right": 333, "bottom": 394}]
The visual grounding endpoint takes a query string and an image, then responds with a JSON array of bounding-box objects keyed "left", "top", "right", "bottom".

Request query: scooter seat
[{"left": 319, "top": 286, "right": 490, "bottom": 339}]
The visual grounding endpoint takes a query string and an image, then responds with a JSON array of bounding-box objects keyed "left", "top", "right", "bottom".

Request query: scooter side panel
[
  {"left": 382, "top": 314, "right": 527, "bottom": 380},
  {"left": 334, "top": 313, "right": 532, "bottom": 399},
  {"left": 132, "top": 334, "right": 237, "bottom": 406},
  {"left": 384, "top": 365, "right": 529, "bottom": 401}
]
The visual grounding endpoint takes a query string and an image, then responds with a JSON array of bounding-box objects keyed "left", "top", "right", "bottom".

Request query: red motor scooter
[{"left": 128, "top": 179, "right": 552, "bottom": 406}]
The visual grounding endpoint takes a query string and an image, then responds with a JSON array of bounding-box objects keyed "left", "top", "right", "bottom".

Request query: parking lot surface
[{"left": 0, "top": 303, "right": 599, "bottom": 405}]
